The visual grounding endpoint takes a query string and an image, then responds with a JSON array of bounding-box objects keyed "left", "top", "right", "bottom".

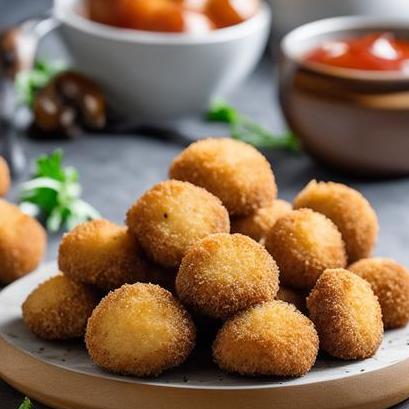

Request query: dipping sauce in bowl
[
  {"left": 279, "top": 17, "right": 409, "bottom": 176},
  {"left": 85, "top": 0, "right": 260, "bottom": 33},
  {"left": 305, "top": 33, "right": 409, "bottom": 72}
]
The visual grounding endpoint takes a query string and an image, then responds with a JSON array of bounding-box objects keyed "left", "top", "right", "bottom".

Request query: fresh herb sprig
[
  {"left": 19, "top": 150, "right": 101, "bottom": 232},
  {"left": 15, "top": 59, "right": 66, "bottom": 107},
  {"left": 207, "top": 100, "right": 299, "bottom": 152},
  {"left": 18, "top": 397, "right": 33, "bottom": 409}
]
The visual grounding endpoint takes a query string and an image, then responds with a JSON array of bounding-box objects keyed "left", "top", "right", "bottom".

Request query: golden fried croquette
[
  {"left": 213, "top": 301, "right": 319, "bottom": 377},
  {"left": 169, "top": 138, "right": 277, "bottom": 216},
  {"left": 86, "top": 283, "right": 195, "bottom": 377},
  {"left": 126, "top": 180, "right": 230, "bottom": 268},
  {"left": 276, "top": 287, "right": 307, "bottom": 313},
  {"left": 22, "top": 275, "right": 99, "bottom": 340},
  {"left": 307, "top": 269, "right": 383, "bottom": 360},
  {"left": 58, "top": 219, "right": 147, "bottom": 291},
  {"left": 294, "top": 181, "right": 378, "bottom": 263},
  {"left": 265, "top": 209, "right": 347, "bottom": 290},
  {"left": 0, "top": 156, "right": 10, "bottom": 196},
  {"left": 0, "top": 199, "right": 46, "bottom": 285},
  {"left": 231, "top": 199, "right": 292, "bottom": 244},
  {"left": 176, "top": 233, "right": 279, "bottom": 320},
  {"left": 349, "top": 258, "right": 409, "bottom": 329}
]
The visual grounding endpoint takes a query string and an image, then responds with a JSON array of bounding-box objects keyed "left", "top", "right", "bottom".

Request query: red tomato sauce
[{"left": 305, "top": 33, "right": 409, "bottom": 72}]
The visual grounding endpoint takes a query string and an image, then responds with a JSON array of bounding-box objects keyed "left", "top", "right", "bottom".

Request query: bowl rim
[
  {"left": 54, "top": 0, "right": 272, "bottom": 45},
  {"left": 281, "top": 15, "right": 409, "bottom": 81}
]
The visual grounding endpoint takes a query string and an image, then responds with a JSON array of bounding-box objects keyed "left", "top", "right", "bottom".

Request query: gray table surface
[{"left": 1, "top": 1, "right": 409, "bottom": 408}]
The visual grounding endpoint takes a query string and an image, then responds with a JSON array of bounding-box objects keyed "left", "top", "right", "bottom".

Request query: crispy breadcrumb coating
[
  {"left": 294, "top": 181, "right": 378, "bottom": 263},
  {"left": 58, "top": 219, "right": 147, "bottom": 291},
  {"left": 126, "top": 180, "right": 230, "bottom": 268},
  {"left": 349, "top": 258, "right": 409, "bottom": 329},
  {"left": 265, "top": 209, "right": 347, "bottom": 290},
  {"left": 169, "top": 138, "right": 277, "bottom": 216},
  {"left": 0, "top": 157, "right": 10, "bottom": 196},
  {"left": 85, "top": 283, "right": 196, "bottom": 377},
  {"left": 276, "top": 287, "right": 307, "bottom": 313},
  {"left": 176, "top": 233, "right": 279, "bottom": 320},
  {"left": 307, "top": 269, "right": 383, "bottom": 360},
  {"left": 231, "top": 199, "right": 292, "bottom": 244},
  {"left": 22, "top": 275, "right": 99, "bottom": 340},
  {"left": 213, "top": 301, "right": 319, "bottom": 377},
  {"left": 0, "top": 199, "right": 47, "bottom": 285}
]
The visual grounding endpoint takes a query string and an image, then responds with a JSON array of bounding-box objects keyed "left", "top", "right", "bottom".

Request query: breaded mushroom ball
[
  {"left": 265, "top": 209, "right": 347, "bottom": 290},
  {"left": 231, "top": 199, "right": 292, "bottom": 244},
  {"left": 307, "top": 269, "right": 383, "bottom": 360},
  {"left": 59, "top": 219, "right": 147, "bottom": 291},
  {"left": 86, "top": 283, "right": 195, "bottom": 377},
  {"left": 0, "top": 156, "right": 10, "bottom": 196},
  {"left": 0, "top": 199, "right": 47, "bottom": 285},
  {"left": 294, "top": 181, "right": 378, "bottom": 263},
  {"left": 169, "top": 138, "right": 277, "bottom": 216},
  {"left": 213, "top": 301, "right": 319, "bottom": 377},
  {"left": 276, "top": 287, "right": 306, "bottom": 313},
  {"left": 176, "top": 233, "right": 279, "bottom": 320},
  {"left": 349, "top": 258, "right": 409, "bottom": 329},
  {"left": 126, "top": 180, "right": 230, "bottom": 268},
  {"left": 22, "top": 275, "right": 99, "bottom": 340}
]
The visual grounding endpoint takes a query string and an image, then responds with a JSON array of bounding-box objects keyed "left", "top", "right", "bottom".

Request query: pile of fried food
[
  {"left": 21, "top": 138, "right": 409, "bottom": 379},
  {"left": 0, "top": 158, "right": 47, "bottom": 285}
]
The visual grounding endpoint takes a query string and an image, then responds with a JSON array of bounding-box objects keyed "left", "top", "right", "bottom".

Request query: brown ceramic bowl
[{"left": 279, "top": 16, "right": 409, "bottom": 176}]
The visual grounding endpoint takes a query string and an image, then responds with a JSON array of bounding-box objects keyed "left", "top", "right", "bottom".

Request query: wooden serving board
[{"left": 1, "top": 263, "right": 409, "bottom": 409}]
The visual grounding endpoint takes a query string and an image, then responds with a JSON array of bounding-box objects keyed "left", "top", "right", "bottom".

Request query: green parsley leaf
[
  {"left": 207, "top": 99, "right": 239, "bottom": 123},
  {"left": 207, "top": 100, "right": 299, "bottom": 152},
  {"left": 19, "top": 149, "right": 101, "bottom": 232},
  {"left": 15, "top": 59, "right": 66, "bottom": 107},
  {"left": 35, "top": 149, "right": 67, "bottom": 181},
  {"left": 18, "top": 397, "right": 33, "bottom": 409}
]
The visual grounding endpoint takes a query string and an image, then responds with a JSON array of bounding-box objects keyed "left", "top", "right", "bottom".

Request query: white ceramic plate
[{"left": 1, "top": 262, "right": 409, "bottom": 409}]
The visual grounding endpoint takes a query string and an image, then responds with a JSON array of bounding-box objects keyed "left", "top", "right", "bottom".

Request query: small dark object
[
  {"left": 33, "top": 83, "right": 66, "bottom": 131},
  {"left": 32, "top": 70, "right": 107, "bottom": 137},
  {"left": 0, "top": 29, "right": 20, "bottom": 78},
  {"left": 54, "top": 71, "right": 106, "bottom": 129},
  {"left": 0, "top": 27, "right": 35, "bottom": 79}
]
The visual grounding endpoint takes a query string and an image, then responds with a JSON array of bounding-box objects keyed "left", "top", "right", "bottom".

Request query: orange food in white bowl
[
  {"left": 85, "top": 0, "right": 259, "bottom": 33},
  {"left": 55, "top": 0, "right": 271, "bottom": 118}
]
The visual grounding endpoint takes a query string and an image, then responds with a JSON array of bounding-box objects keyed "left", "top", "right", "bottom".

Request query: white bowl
[{"left": 54, "top": 0, "right": 271, "bottom": 119}]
